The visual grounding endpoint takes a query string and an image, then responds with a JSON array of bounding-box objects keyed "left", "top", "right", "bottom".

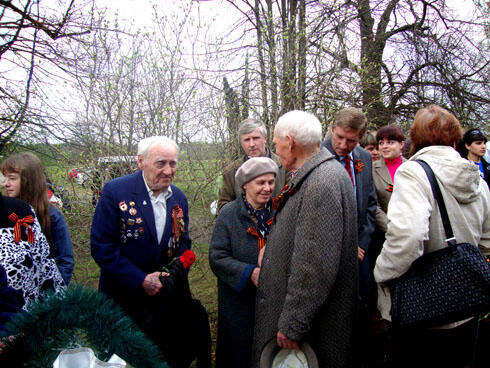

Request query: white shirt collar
[
  {"left": 340, "top": 152, "right": 354, "bottom": 161},
  {"left": 141, "top": 171, "right": 172, "bottom": 201}
]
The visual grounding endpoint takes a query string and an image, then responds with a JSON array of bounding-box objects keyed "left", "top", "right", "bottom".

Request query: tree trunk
[
  {"left": 358, "top": 0, "right": 394, "bottom": 127},
  {"left": 223, "top": 77, "right": 241, "bottom": 159},
  {"left": 280, "top": 0, "right": 298, "bottom": 115},
  {"left": 254, "top": 0, "right": 270, "bottom": 130},
  {"left": 297, "top": 0, "right": 307, "bottom": 110}
]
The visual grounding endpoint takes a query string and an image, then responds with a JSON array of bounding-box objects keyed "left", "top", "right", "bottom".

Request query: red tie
[{"left": 343, "top": 155, "right": 354, "bottom": 186}]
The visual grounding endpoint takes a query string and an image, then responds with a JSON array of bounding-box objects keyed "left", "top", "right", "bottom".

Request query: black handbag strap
[{"left": 415, "top": 160, "right": 456, "bottom": 245}]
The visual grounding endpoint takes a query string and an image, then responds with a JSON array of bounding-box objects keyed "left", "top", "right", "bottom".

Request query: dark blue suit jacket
[
  {"left": 321, "top": 139, "right": 377, "bottom": 252},
  {"left": 90, "top": 171, "right": 191, "bottom": 305}
]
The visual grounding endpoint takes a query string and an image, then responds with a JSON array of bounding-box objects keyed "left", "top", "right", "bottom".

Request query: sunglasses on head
[{"left": 468, "top": 129, "right": 483, "bottom": 136}]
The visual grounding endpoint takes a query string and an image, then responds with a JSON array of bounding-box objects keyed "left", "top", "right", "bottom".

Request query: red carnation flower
[
  {"left": 179, "top": 250, "right": 196, "bottom": 269},
  {"left": 355, "top": 159, "right": 364, "bottom": 173}
]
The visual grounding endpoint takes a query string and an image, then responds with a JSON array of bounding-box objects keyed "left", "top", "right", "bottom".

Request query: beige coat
[
  {"left": 372, "top": 156, "right": 407, "bottom": 232},
  {"left": 217, "top": 151, "right": 287, "bottom": 212},
  {"left": 374, "top": 146, "right": 490, "bottom": 326}
]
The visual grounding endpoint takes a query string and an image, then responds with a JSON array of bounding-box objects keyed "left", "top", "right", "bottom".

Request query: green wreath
[{"left": 0, "top": 285, "right": 169, "bottom": 368}]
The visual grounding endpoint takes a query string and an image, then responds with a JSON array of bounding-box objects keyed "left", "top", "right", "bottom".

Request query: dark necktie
[{"left": 343, "top": 155, "right": 354, "bottom": 187}]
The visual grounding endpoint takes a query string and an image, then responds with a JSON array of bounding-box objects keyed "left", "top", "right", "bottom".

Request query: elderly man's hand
[
  {"left": 277, "top": 331, "right": 299, "bottom": 350},
  {"left": 358, "top": 247, "right": 365, "bottom": 262},
  {"left": 142, "top": 272, "right": 164, "bottom": 296}
]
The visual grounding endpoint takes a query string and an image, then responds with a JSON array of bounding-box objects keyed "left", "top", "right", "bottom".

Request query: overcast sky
[
  {"left": 94, "top": 0, "right": 238, "bottom": 33},
  {"left": 94, "top": 0, "right": 477, "bottom": 29}
]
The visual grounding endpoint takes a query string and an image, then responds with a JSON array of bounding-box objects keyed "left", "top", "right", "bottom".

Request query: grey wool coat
[
  {"left": 252, "top": 148, "right": 360, "bottom": 368},
  {"left": 209, "top": 196, "right": 273, "bottom": 368}
]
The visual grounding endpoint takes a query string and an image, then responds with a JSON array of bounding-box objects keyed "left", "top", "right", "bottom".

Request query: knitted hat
[{"left": 235, "top": 157, "right": 279, "bottom": 188}]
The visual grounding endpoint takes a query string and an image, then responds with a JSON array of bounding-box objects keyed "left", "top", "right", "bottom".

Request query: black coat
[
  {"left": 482, "top": 157, "right": 490, "bottom": 189},
  {"left": 209, "top": 197, "right": 272, "bottom": 368}
]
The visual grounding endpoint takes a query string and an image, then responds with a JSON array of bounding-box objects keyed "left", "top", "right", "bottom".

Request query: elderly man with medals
[{"left": 91, "top": 136, "right": 211, "bottom": 368}]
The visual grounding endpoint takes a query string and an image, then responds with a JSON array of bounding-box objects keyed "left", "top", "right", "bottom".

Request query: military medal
[
  {"left": 138, "top": 227, "right": 144, "bottom": 234},
  {"left": 167, "top": 238, "right": 174, "bottom": 257},
  {"left": 135, "top": 217, "right": 142, "bottom": 224},
  {"left": 126, "top": 230, "right": 133, "bottom": 238},
  {"left": 168, "top": 204, "right": 184, "bottom": 255},
  {"left": 129, "top": 208, "right": 137, "bottom": 216},
  {"left": 127, "top": 218, "right": 135, "bottom": 226},
  {"left": 121, "top": 234, "right": 127, "bottom": 243},
  {"left": 134, "top": 231, "right": 139, "bottom": 239},
  {"left": 119, "top": 201, "right": 128, "bottom": 211},
  {"left": 129, "top": 201, "right": 135, "bottom": 206}
]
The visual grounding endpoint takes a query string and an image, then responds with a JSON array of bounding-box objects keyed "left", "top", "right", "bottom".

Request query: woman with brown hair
[
  {"left": 1, "top": 153, "right": 74, "bottom": 285},
  {"left": 372, "top": 125, "right": 406, "bottom": 234},
  {"left": 374, "top": 105, "right": 490, "bottom": 367}
]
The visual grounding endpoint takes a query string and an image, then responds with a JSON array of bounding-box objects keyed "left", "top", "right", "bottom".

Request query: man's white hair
[
  {"left": 137, "top": 136, "right": 180, "bottom": 159},
  {"left": 274, "top": 110, "right": 322, "bottom": 147}
]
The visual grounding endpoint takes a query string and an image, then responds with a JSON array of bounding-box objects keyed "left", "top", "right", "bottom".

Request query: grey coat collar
[{"left": 291, "top": 148, "right": 336, "bottom": 189}]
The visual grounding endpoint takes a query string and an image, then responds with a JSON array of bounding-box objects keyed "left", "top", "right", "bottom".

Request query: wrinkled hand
[
  {"left": 258, "top": 246, "right": 266, "bottom": 267},
  {"left": 142, "top": 271, "right": 165, "bottom": 296},
  {"left": 358, "top": 247, "right": 365, "bottom": 262},
  {"left": 250, "top": 267, "right": 260, "bottom": 287},
  {"left": 277, "top": 331, "right": 299, "bottom": 350}
]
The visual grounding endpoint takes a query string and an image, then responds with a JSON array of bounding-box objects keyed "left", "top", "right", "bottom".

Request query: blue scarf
[{"left": 242, "top": 196, "right": 273, "bottom": 239}]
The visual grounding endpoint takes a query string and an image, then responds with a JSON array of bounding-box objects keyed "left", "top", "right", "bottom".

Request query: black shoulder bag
[{"left": 389, "top": 160, "right": 490, "bottom": 329}]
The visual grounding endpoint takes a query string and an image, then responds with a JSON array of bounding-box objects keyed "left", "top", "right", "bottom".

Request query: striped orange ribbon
[
  {"left": 247, "top": 227, "right": 266, "bottom": 250},
  {"left": 8, "top": 212, "right": 35, "bottom": 244}
]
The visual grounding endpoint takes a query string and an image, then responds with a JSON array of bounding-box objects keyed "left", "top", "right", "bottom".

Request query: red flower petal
[{"left": 179, "top": 250, "right": 196, "bottom": 269}]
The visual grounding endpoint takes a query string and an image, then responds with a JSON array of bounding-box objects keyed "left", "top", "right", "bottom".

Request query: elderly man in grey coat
[{"left": 252, "top": 110, "right": 359, "bottom": 368}]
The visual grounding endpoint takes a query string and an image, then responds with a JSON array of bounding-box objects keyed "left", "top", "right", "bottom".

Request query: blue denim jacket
[{"left": 50, "top": 205, "right": 74, "bottom": 284}]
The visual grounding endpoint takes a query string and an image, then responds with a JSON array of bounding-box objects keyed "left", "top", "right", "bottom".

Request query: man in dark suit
[
  {"left": 321, "top": 107, "right": 377, "bottom": 296},
  {"left": 91, "top": 136, "right": 210, "bottom": 368},
  {"left": 321, "top": 107, "right": 377, "bottom": 366}
]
